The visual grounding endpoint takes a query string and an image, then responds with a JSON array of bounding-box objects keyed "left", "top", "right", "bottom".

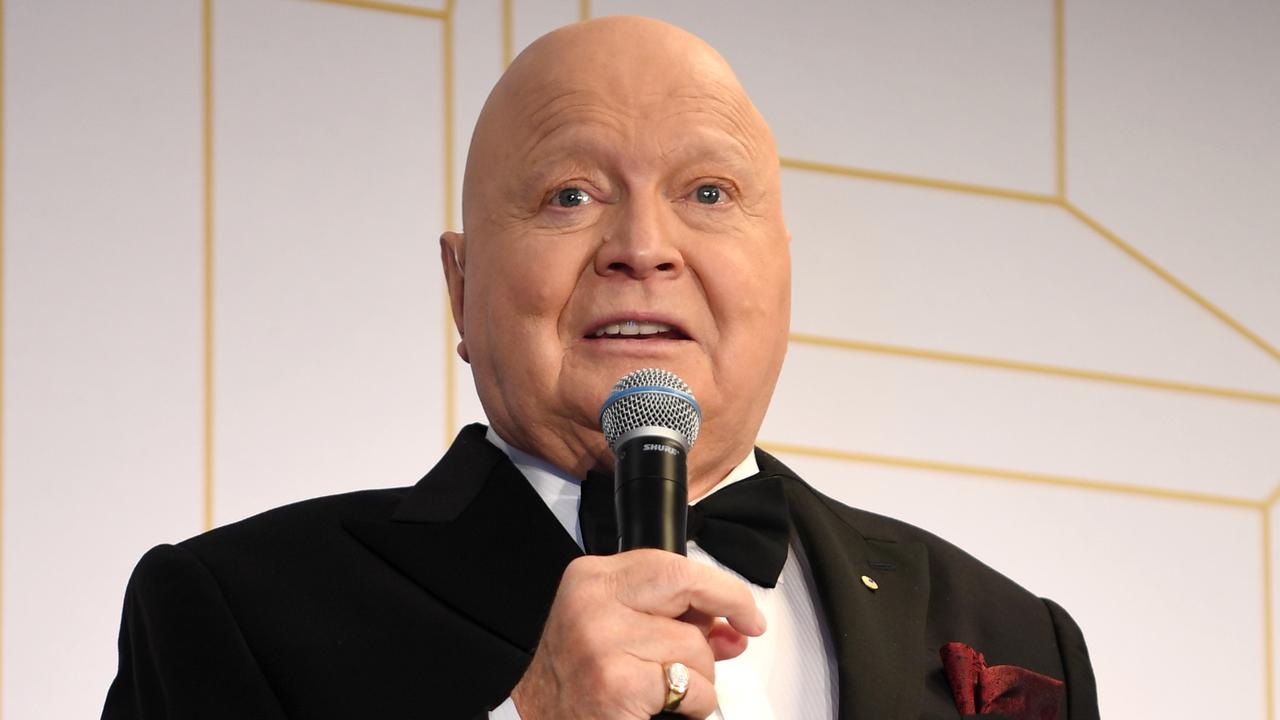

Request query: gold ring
[{"left": 662, "top": 662, "right": 690, "bottom": 712}]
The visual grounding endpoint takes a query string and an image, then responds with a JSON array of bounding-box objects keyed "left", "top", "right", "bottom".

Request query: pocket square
[{"left": 940, "top": 642, "right": 1064, "bottom": 720}]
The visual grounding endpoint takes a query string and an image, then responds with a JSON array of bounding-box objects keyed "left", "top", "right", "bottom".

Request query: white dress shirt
[{"left": 485, "top": 428, "right": 837, "bottom": 720}]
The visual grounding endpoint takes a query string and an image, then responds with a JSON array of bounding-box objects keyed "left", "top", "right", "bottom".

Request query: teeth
[{"left": 592, "top": 320, "right": 674, "bottom": 337}]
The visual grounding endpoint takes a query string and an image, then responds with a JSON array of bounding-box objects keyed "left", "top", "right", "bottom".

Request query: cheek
[
  {"left": 710, "top": 246, "right": 790, "bottom": 329},
  {"left": 695, "top": 239, "right": 791, "bottom": 411},
  {"left": 469, "top": 236, "right": 591, "bottom": 351}
]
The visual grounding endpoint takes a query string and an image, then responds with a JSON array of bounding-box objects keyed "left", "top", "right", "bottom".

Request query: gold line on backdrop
[
  {"left": 309, "top": 0, "right": 447, "bottom": 20},
  {"left": 780, "top": 157, "right": 1059, "bottom": 205},
  {"left": 1265, "top": 511, "right": 1276, "bottom": 720},
  {"left": 1064, "top": 201, "right": 1280, "bottom": 364},
  {"left": 782, "top": 157, "right": 1280, "bottom": 372},
  {"left": 759, "top": 441, "right": 1263, "bottom": 509},
  {"left": 0, "top": 0, "right": 7, "bottom": 711},
  {"left": 790, "top": 333, "right": 1280, "bottom": 407},
  {"left": 578, "top": 0, "right": 590, "bottom": 23},
  {"left": 202, "top": 0, "right": 215, "bottom": 533},
  {"left": 502, "top": 0, "right": 513, "bottom": 68}
]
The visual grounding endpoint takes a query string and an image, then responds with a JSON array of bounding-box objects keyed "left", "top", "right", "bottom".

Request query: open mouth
[{"left": 587, "top": 320, "right": 690, "bottom": 340}]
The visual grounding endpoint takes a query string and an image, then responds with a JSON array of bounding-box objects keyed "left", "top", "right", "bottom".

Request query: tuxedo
[{"left": 102, "top": 424, "right": 1099, "bottom": 719}]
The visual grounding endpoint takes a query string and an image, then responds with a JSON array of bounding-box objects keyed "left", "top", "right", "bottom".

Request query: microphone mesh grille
[{"left": 599, "top": 368, "right": 701, "bottom": 451}]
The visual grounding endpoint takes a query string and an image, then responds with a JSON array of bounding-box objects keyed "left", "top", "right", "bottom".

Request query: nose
[{"left": 593, "top": 194, "right": 685, "bottom": 279}]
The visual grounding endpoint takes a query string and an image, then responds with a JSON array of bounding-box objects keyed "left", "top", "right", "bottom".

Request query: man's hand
[{"left": 510, "top": 549, "right": 766, "bottom": 719}]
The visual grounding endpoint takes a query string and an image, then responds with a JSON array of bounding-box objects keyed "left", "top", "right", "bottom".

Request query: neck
[
  {"left": 688, "top": 449, "right": 759, "bottom": 502},
  {"left": 485, "top": 423, "right": 756, "bottom": 501}
]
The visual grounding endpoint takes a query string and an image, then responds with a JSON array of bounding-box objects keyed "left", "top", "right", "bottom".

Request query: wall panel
[
  {"left": 767, "top": 342, "right": 1280, "bottom": 500},
  {"left": 2, "top": 1, "right": 203, "bottom": 717},
  {"left": 783, "top": 169, "right": 1280, "bottom": 394},
  {"left": 212, "top": 0, "right": 447, "bottom": 524},
  {"left": 1066, "top": 0, "right": 1280, "bottom": 348},
  {"left": 448, "top": 0, "right": 502, "bottom": 436},
  {"left": 511, "top": 0, "right": 580, "bottom": 55},
  {"left": 596, "top": 0, "right": 1057, "bottom": 194}
]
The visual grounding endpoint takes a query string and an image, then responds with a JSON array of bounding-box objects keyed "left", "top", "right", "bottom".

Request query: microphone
[{"left": 598, "top": 368, "right": 702, "bottom": 555}]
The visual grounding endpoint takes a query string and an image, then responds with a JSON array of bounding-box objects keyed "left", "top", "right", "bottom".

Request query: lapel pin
[{"left": 860, "top": 574, "right": 879, "bottom": 591}]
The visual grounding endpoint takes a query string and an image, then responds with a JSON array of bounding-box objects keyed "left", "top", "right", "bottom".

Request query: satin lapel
[
  {"left": 772, "top": 458, "right": 931, "bottom": 720},
  {"left": 345, "top": 424, "right": 582, "bottom": 656}
]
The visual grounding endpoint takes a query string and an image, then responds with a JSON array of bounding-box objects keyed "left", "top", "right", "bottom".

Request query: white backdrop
[{"left": 3, "top": 1, "right": 1278, "bottom": 718}]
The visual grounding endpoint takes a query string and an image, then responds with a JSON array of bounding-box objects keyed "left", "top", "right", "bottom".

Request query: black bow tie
[{"left": 579, "top": 469, "right": 792, "bottom": 588}]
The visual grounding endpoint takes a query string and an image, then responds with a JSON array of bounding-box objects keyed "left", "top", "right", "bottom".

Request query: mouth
[{"left": 585, "top": 319, "right": 691, "bottom": 341}]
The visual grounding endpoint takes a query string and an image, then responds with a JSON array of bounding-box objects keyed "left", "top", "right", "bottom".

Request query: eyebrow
[
  {"left": 509, "top": 98, "right": 765, "bottom": 199},
  {"left": 657, "top": 131, "right": 758, "bottom": 175}
]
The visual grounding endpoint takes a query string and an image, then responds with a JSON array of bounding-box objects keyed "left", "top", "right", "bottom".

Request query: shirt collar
[{"left": 484, "top": 426, "right": 759, "bottom": 548}]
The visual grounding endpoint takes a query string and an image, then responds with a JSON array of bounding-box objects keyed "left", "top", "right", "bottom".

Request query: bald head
[
  {"left": 462, "top": 16, "right": 779, "bottom": 231},
  {"left": 442, "top": 17, "right": 790, "bottom": 494}
]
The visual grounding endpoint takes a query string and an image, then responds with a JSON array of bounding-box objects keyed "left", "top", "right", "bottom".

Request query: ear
[{"left": 439, "top": 231, "right": 469, "bottom": 363}]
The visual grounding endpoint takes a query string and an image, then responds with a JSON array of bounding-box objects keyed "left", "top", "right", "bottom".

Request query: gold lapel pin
[{"left": 860, "top": 575, "right": 879, "bottom": 591}]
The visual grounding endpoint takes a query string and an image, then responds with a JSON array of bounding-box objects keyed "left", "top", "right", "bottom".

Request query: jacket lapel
[
  {"left": 760, "top": 450, "right": 931, "bottom": 720},
  {"left": 344, "top": 431, "right": 932, "bottom": 717},
  {"left": 345, "top": 424, "right": 582, "bottom": 656}
]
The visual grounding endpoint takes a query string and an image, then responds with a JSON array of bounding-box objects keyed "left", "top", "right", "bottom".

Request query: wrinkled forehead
[
  {"left": 501, "top": 45, "right": 758, "bottom": 140},
  {"left": 516, "top": 82, "right": 764, "bottom": 163}
]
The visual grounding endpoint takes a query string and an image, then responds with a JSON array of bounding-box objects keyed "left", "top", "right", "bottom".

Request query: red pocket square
[{"left": 940, "top": 642, "right": 1064, "bottom": 720}]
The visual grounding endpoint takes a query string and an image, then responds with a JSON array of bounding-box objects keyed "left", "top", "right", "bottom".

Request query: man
[{"left": 103, "top": 16, "right": 1098, "bottom": 720}]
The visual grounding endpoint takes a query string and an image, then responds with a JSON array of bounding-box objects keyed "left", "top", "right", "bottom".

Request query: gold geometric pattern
[
  {"left": 0, "top": 0, "right": 1262, "bottom": 716},
  {"left": 0, "top": 0, "right": 8, "bottom": 712}
]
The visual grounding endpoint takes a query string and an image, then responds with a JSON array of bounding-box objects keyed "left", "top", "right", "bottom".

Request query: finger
[
  {"left": 622, "top": 613, "right": 718, "bottom": 683},
  {"left": 650, "top": 660, "right": 717, "bottom": 720},
  {"left": 614, "top": 550, "right": 766, "bottom": 636},
  {"left": 677, "top": 607, "right": 715, "bottom": 636},
  {"left": 706, "top": 618, "right": 749, "bottom": 661},
  {"left": 677, "top": 610, "right": 747, "bottom": 662}
]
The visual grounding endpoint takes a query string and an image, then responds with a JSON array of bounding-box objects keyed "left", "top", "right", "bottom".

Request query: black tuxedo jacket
[{"left": 103, "top": 424, "right": 1099, "bottom": 719}]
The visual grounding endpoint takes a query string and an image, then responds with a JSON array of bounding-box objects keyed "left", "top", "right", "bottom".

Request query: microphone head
[{"left": 599, "top": 368, "right": 702, "bottom": 452}]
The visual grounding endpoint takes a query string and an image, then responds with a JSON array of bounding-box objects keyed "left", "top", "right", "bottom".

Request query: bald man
[{"left": 103, "top": 17, "right": 1098, "bottom": 720}]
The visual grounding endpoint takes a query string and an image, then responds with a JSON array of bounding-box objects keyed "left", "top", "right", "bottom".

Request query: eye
[
  {"left": 551, "top": 187, "right": 593, "bottom": 208},
  {"left": 693, "top": 184, "right": 723, "bottom": 204}
]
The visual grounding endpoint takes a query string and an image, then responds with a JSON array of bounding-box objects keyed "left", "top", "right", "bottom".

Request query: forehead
[{"left": 503, "top": 72, "right": 766, "bottom": 173}]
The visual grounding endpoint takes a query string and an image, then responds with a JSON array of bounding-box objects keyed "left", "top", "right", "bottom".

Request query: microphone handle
[
  {"left": 614, "top": 434, "right": 688, "bottom": 555},
  {"left": 614, "top": 435, "right": 689, "bottom": 719}
]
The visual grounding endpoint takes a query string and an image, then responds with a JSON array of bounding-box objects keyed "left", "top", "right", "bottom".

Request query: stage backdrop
[{"left": 3, "top": 0, "right": 1278, "bottom": 717}]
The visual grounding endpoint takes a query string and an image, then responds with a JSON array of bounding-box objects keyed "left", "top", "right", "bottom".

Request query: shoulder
[
  {"left": 786, "top": 475, "right": 1099, "bottom": 715},
  {"left": 181, "top": 486, "right": 408, "bottom": 554},
  {"left": 125, "top": 486, "right": 409, "bottom": 601},
  {"left": 821, "top": 488, "right": 1027, "bottom": 591},
  {"left": 802, "top": 479, "right": 1060, "bottom": 624}
]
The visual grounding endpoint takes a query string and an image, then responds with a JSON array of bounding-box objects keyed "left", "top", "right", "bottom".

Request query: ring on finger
[{"left": 662, "top": 662, "right": 690, "bottom": 712}]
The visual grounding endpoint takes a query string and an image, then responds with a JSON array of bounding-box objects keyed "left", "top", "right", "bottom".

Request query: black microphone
[{"left": 598, "top": 368, "right": 703, "bottom": 555}]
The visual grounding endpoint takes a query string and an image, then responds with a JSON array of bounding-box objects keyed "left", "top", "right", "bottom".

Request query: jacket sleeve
[
  {"left": 101, "top": 544, "right": 289, "bottom": 720},
  {"left": 1043, "top": 598, "right": 1100, "bottom": 720}
]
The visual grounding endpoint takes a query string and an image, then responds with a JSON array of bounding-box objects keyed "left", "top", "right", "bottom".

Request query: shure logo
[{"left": 643, "top": 443, "right": 679, "bottom": 456}]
